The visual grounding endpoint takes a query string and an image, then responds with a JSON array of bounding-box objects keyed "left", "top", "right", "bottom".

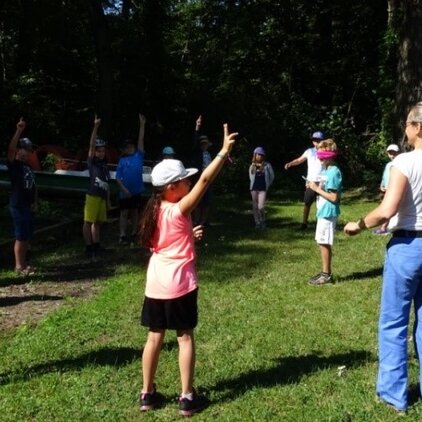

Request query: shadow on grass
[
  {"left": 206, "top": 350, "right": 373, "bottom": 402},
  {"left": 0, "top": 346, "right": 140, "bottom": 385},
  {"left": 0, "top": 295, "right": 63, "bottom": 307},
  {"left": 336, "top": 267, "right": 383, "bottom": 283}
]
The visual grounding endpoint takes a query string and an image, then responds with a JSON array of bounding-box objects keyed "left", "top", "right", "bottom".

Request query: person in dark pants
[
  {"left": 284, "top": 131, "right": 325, "bottom": 229},
  {"left": 7, "top": 117, "right": 37, "bottom": 276}
]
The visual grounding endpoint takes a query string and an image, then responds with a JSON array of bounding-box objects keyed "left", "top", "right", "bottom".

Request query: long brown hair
[{"left": 139, "top": 187, "right": 164, "bottom": 248}]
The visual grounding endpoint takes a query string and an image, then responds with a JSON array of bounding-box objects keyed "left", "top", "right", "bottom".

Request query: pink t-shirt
[{"left": 145, "top": 202, "right": 198, "bottom": 299}]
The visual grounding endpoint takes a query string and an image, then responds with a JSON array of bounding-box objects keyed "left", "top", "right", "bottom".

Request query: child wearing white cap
[
  {"left": 138, "top": 123, "right": 237, "bottom": 416},
  {"left": 374, "top": 143, "right": 401, "bottom": 235}
]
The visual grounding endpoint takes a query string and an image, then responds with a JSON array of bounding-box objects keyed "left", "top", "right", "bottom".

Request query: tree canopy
[{"left": 0, "top": 0, "right": 420, "bottom": 186}]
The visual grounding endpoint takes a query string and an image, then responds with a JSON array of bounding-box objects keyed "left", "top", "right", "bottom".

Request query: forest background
[{"left": 0, "top": 0, "right": 420, "bottom": 190}]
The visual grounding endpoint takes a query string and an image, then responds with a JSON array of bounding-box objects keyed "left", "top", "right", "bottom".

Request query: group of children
[{"left": 6, "top": 114, "right": 399, "bottom": 416}]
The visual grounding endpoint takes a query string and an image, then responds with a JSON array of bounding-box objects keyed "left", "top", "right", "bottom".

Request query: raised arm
[
  {"left": 7, "top": 118, "right": 26, "bottom": 162},
  {"left": 138, "top": 113, "right": 146, "bottom": 152},
  {"left": 88, "top": 115, "right": 101, "bottom": 158},
  {"left": 180, "top": 123, "right": 237, "bottom": 216}
]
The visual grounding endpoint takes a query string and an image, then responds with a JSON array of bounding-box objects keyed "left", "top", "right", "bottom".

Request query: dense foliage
[{"left": 0, "top": 1, "right": 419, "bottom": 187}]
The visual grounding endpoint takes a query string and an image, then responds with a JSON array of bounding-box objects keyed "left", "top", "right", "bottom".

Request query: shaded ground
[{"left": 0, "top": 216, "right": 148, "bottom": 332}]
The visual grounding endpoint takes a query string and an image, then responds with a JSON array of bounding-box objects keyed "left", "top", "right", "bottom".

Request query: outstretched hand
[
  {"left": 195, "top": 115, "right": 202, "bottom": 130},
  {"left": 94, "top": 114, "right": 101, "bottom": 128},
  {"left": 343, "top": 221, "right": 361, "bottom": 236},
  {"left": 223, "top": 123, "right": 238, "bottom": 153},
  {"left": 16, "top": 117, "right": 26, "bottom": 131}
]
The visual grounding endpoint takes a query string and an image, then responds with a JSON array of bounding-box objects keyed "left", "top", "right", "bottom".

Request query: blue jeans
[{"left": 376, "top": 237, "right": 422, "bottom": 410}]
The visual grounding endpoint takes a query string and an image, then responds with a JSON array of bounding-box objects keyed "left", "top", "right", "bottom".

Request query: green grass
[{"left": 0, "top": 191, "right": 421, "bottom": 421}]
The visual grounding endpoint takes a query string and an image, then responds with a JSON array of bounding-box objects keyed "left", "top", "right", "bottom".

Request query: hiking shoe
[
  {"left": 179, "top": 390, "right": 208, "bottom": 417},
  {"left": 308, "top": 272, "right": 333, "bottom": 285},
  {"left": 139, "top": 385, "right": 161, "bottom": 411},
  {"left": 119, "top": 235, "right": 128, "bottom": 245},
  {"left": 15, "top": 266, "right": 35, "bottom": 276}
]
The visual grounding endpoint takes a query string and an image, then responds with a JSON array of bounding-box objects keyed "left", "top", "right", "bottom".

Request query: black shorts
[
  {"left": 119, "top": 194, "right": 142, "bottom": 210},
  {"left": 303, "top": 187, "right": 317, "bottom": 205},
  {"left": 141, "top": 288, "right": 198, "bottom": 330}
]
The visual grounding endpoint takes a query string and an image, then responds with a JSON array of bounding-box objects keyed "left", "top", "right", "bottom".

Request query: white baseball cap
[
  {"left": 151, "top": 159, "right": 198, "bottom": 187},
  {"left": 386, "top": 144, "right": 400, "bottom": 152}
]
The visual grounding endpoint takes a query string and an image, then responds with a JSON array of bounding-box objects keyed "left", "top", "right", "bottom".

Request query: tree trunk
[
  {"left": 88, "top": 0, "right": 113, "bottom": 140},
  {"left": 395, "top": 1, "right": 422, "bottom": 126}
]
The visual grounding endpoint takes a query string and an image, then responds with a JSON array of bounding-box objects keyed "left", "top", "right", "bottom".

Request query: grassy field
[{"left": 0, "top": 191, "right": 420, "bottom": 421}]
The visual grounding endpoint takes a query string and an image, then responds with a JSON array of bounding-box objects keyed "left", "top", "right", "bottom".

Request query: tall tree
[
  {"left": 88, "top": 0, "right": 114, "bottom": 140},
  {"left": 395, "top": 1, "right": 422, "bottom": 130}
]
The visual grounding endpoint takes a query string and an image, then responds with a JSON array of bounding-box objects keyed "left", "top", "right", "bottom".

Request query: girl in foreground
[{"left": 139, "top": 124, "right": 237, "bottom": 416}]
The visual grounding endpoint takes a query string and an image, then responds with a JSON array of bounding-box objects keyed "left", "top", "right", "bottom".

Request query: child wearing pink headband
[{"left": 307, "top": 139, "right": 342, "bottom": 285}]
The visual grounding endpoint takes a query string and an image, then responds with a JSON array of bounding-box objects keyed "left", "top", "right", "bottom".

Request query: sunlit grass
[{"left": 0, "top": 192, "right": 420, "bottom": 421}]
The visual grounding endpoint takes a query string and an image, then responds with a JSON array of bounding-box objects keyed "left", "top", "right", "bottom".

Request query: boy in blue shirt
[
  {"left": 116, "top": 114, "right": 146, "bottom": 244},
  {"left": 307, "top": 139, "right": 342, "bottom": 285}
]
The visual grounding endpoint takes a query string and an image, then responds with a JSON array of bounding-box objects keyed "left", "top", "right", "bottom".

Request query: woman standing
[
  {"left": 344, "top": 102, "right": 422, "bottom": 413},
  {"left": 249, "top": 147, "right": 274, "bottom": 229}
]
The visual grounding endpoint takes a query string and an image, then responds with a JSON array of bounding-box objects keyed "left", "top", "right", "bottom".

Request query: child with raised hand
[
  {"left": 307, "top": 139, "right": 342, "bottom": 285},
  {"left": 82, "top": 115, "right": 111, "bottom": 258},
  {"left": 138, "top": 123, "right": 237, "bottom": 416},
  {"left": 249, "top": 146, "right": 275, "bottom": 229}
]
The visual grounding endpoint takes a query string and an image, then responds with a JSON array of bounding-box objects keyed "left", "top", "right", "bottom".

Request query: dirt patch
[
  {"left": 0, "top": 280, "right": 101, "bottom": 331},
  {"left": 0, "top": 216, "right": 147, "bottom": 333}
]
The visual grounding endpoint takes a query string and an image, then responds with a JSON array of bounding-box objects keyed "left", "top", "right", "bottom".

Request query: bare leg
[
  {"left": 91, "top": 223, "right": 101, "bottom": 244},
  {"left": 14, "top": 240, "right": 28, "bottom": 269},
  {"left": 319, "top": 244, "right": 332, "bottom": 274},
  {"left": 83, "top": 221, "right": 92, "bottom": 245},
  {"left": 177, "top": 329, "right": 195, "bottom": 394},
  {"left": 129, "top": 209, "right": 139, "bottom": 236},
  {"left": 119, "top": 209, "right": 128, "bottom": 237},
  {"left": 303, "top": 203, "right": 311, "bottom": 225},
  {"left": 142, "top": 329, "right": 165, "bottom": 393}
]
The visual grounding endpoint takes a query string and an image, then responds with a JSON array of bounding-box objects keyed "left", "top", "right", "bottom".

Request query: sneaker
[
  {"left": 139, "top": 385, "right": 161, "bottom": 411},
  {"left": 119, "top": 235, "right": 128, "bottom": 245},
  {"left": 300, "top": 223, "right": 308, "bottom": 230},
  {"left": 376, "top": 395, "right": 406, "bottom": 416},
  {"left": 15, "top": 266, "right": 35, "bottom": 276},
  {"left": 308, "top": 272, "right": 333, "bottom": 285},
  {"left": 309, "top": 272, "right": 323, "bottom": 283},
  {"left": 179, "top": 390, "right": 208, "bottom": 417}
]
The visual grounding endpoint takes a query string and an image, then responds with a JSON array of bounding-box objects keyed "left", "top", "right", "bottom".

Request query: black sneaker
[
  {"left": 308, "top": 272, "right": 333, "bottom": 286},
  {"left": 179, "top": 390, "right": 208, "bottom": 417},
  {"left": 139, "top": 385, "right": 161, "bottom": 411},
  {"left": 300, "top": 223, "right": 308, "bottom": 230}
]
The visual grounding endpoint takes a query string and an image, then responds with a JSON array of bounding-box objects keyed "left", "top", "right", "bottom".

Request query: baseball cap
[
  {"left": 162, "top": 146, "right": 175, "bottom": 155},
  {"left": 311, "top": 131, "right": 325, "bottom": 141},
  {"left": 151, "top": 159, "right": 198, "bottom": 187},
  {"left": 199, "top": 135, "right": 212, "bottom": 146},
  {"left": 386, "top": 144, "right": 400, "bottom": 152},
  {"left": 95, "top": 138, "right": 107, "bottom": 148},
  {"left": 18, "top": 138, "right": 34, "bottom": 150},
  {"left": 254, "top": 146, "right": 266, "bottom": 155}
]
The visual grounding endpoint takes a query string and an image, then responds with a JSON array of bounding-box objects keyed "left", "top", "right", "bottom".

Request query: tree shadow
[
  {"left": 0, "top": 294, "right": 63, "bottom": 307},
  {"left": 336, "top": 267, "right": 383, "bottom": 283},
  {"left": 0, "top": 346, "right": 140, "bottom": 385},
  {"left": 204, "top": 350, "right": 373, "bottom": 403}
]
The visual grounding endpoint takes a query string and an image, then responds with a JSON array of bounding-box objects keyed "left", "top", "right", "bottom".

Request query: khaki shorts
[{"left": 84, "top": 194, "right": 107, "bottom": 223}]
